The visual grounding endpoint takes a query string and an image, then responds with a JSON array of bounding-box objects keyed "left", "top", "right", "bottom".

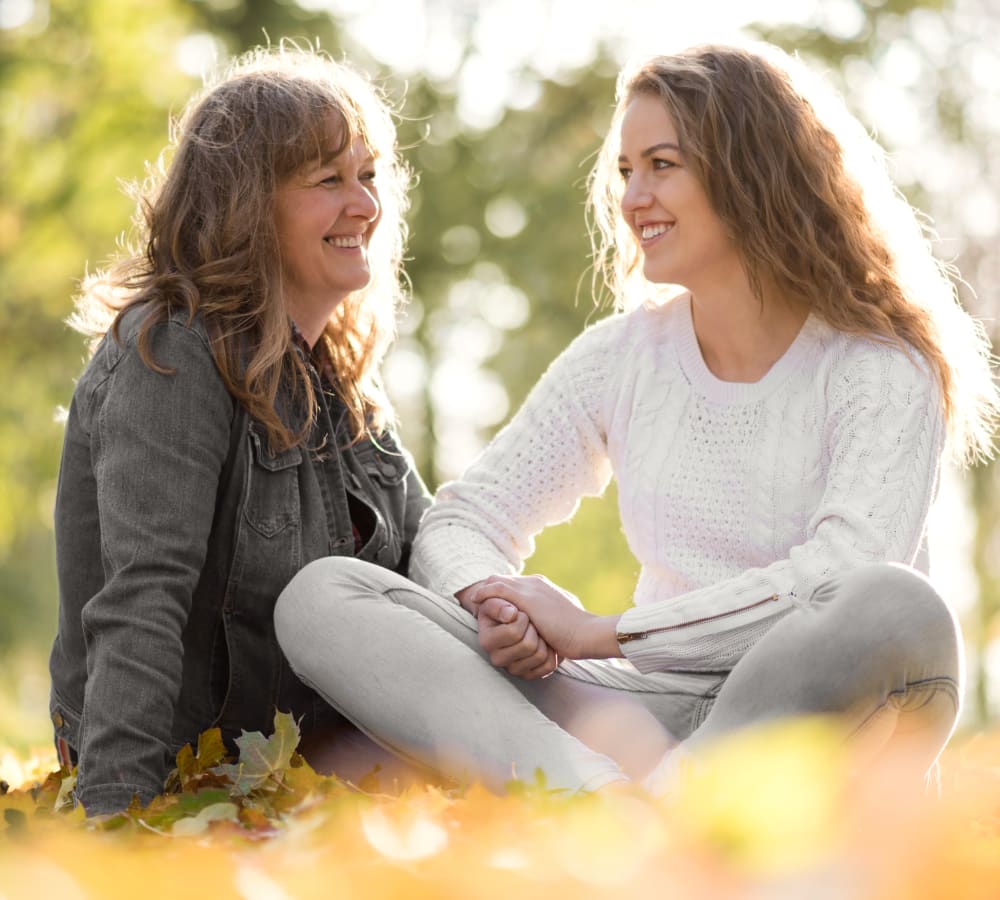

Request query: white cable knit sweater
[{"left": 410, "top": 294, "right": 945, "bottom": 674}]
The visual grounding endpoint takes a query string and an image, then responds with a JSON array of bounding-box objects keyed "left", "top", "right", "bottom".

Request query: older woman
[
  {"left": 276, "top": 43, "right": 997, "bottom": 792},
  {"left": 49, "top": 46, "right": 430, "bottom": 816}
]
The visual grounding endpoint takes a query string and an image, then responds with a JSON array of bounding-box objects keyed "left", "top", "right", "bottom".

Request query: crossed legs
[{"left": 275, "top": 558, "right": 962, "bottom": 792}]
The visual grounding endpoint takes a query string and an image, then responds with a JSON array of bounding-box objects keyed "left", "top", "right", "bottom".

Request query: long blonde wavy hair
[
  {"left": 589, "top": 43, "right": 998, "bottom": 465},
  {"left": 71, "top": 45, "right": 410, "bottom": 450}
]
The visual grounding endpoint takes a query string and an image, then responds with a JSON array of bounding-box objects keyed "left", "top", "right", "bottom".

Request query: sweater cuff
[
  {"left": 410, "top": 553, "right": 516, "bottom": 602},
  {"left": 616, "top": 589, "right": 790, "bottom": 674}
]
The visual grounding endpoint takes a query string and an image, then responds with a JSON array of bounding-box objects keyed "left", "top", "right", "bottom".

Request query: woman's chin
[{"left": 641, "top": 263, "right": 672, "bottom": 286}]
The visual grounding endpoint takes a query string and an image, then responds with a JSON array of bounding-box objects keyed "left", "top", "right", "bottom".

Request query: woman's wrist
[{"left": 574, "top": 614, "right": 624, "bottom": 660}]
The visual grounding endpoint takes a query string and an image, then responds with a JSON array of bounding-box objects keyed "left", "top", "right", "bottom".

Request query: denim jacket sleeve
[{"left": 72, "top": 320, "right": 233, "bottom": 815}]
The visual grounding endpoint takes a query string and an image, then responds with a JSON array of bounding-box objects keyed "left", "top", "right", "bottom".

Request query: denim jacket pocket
[{"left": 244, "top": 425, "right": 302, "bottom": 539}]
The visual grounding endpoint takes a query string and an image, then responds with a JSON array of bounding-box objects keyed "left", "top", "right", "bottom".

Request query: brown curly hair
[
  {"left": 589, "top": 43, "right": 997, "bottom": 464},
  {"left": 71, "top": 44, "right": 411, "bottom": 450}
]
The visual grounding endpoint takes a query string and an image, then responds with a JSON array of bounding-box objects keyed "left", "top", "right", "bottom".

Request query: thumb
[
  {"left": 481, "top": 596, "right": 518, "bottom": 624},
  {"left": 497, "top": 601, "right": 518, "bottom": 623}
]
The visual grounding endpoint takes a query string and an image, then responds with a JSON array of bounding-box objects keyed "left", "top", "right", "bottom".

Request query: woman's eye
[
  {"left": 618, "top": 167, "right": 632, "bottom": 182},
  {"left": 361, "top": 169, "right": 377, "bottom": 182},
  {"left": 320, "top": 174, "right": 341, "bottom": 186},
  {"left": 653, "top": 158, "right": 675, "bottom": 171}
]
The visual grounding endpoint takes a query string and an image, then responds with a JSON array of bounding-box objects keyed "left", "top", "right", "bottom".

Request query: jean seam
[
  {"left": 689, "top": 675, "right": 728, "bottom": 731},
  {"left": 849, "top": 675, "right": 960, "bottom": 741},
  {"left": 383, "top": 584, "right": 478, "bottom": 633}
]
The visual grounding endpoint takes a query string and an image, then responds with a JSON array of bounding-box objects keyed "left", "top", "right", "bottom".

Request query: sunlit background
[{"left": 1, "top": 0, "right": 999, "bottom": 756}]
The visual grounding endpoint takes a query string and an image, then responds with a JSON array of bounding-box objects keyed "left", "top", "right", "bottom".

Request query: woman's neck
[
  {"left": 687, "top": 279, "right": 810, "bottom": 384},
  {"left": 287, "top": 296, "right": 341, "bottom": 349}
]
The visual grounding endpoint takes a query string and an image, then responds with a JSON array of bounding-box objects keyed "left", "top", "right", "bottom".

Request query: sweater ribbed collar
[{"left": 673, "top": 294, "right": 824, "bottom": 405}]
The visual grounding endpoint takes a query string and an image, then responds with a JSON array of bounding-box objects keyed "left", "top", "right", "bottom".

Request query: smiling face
[
  {"left": 617, "top": 93, "right": 743, "bottom": 292},
  {"left": 273, "top": 132, "right": 381, "bottom": 329}
]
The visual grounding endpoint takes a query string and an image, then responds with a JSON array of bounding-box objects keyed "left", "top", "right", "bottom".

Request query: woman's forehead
[
  {"left": 316, "top": 110, "right": 380, "bottom": 159},
  {"left": 316, "top": 134, "right": 378, "bottom": 169}
]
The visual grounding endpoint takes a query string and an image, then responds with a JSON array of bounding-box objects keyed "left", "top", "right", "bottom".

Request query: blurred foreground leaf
[{"left": 2, "top": 720, "right": 1000, "bottom": 899}]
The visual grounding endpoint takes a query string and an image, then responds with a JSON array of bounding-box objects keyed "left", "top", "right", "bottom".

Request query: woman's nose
[
  {"left": 348, "top": 181, "right": 380, "bottom": 222},
  {"left": 620, "top": 177, "right": 651, "bottom": 214}
]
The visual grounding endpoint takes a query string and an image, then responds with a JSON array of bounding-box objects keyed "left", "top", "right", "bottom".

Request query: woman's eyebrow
[
  {"left": 641, "top": 142, "right": 681, "bottom": 157},
  {"left": 618, "top": 141, "right": 681, "bottom": 163}
]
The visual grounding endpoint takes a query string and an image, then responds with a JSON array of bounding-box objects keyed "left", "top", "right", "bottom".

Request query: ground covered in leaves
[{"left": 2, "top": 713, "right": 999, "bottom": 899}]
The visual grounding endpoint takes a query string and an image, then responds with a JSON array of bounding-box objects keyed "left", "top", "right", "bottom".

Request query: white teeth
[
  {"left": 641, "top": 223, "right": 671, "bottom": 240},
  {"left": 326, "top": 234, "right": 363, "bottom": 248}
]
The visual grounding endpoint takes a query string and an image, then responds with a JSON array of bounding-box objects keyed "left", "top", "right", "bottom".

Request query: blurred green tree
[
  {"left": 0, "top": 0, "right": 200, "bottom": 649},
  {"left": 391, "top": 57, "right": 637, "bottom": 615}
]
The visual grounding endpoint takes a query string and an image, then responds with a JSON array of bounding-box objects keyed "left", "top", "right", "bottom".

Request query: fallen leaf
[
  {"left": 170, "top": 802, "right": 240, "bottom": 836},
  {"left": 211, "top": 711, "right": 300, "bottom": 797}
]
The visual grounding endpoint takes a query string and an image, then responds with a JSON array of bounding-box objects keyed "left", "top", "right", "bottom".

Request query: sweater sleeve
[
  {"left": 617, "top": 343, "right": 946, "bottom": 673},
  {"left": 410, "top": 317, "right": 625, "bottom": 600}
]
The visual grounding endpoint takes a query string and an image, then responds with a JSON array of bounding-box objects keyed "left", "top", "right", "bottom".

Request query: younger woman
[{"left": 276, "top": 43, "right": 997, "bottom": 792}]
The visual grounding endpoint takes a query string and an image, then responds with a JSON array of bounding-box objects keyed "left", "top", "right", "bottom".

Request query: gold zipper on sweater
[{"left": 616, "top": 593, "right": 781, "bottom": 644}]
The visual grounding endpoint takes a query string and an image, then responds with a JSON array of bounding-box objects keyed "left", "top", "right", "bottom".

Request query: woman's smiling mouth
[
  {"left": 640, "top": 222, "right": 674, "bottom": 243},
  {"left": 324, "top": 233, "right": 364, "bottom": 248}
]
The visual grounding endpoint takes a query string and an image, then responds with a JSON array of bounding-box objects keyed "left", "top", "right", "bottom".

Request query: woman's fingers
[
  {"left": 484, "top": 612, "right": 536, "bottom": 667},
  {"left": 472, "top": 575, "right": 544, "bottom": 607},
  {"left": 495, "top": 620, "right": 544, "bottom": 671},
  {"left": 478, "top": 599, "right": 528, "bottom": 660},
  {"left": 477, "top": 603, "right": 555, "bottom": 675},
  {"left": 478, "top": 594, "right": 519, "bottom": 625},
  {"left": 520, "top": 650, "right": 560, "bottom": 680},
  {"left": 506, "top": 633, "right": 559, "bottom": 679}
]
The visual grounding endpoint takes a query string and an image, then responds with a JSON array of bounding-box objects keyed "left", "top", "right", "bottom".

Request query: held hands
[
  {"left": 479, "top": 597, "right": 559, "bottom": 680},
  {"left": 455, "top": 579, "right": 557, "bottom": 679},
  {"left": 455, "top": 575, "right": 623, "bottom": 678}
]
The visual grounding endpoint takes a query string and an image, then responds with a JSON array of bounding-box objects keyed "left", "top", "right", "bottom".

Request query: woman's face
[
  {"left": 273, "top": 133, "right": 381, "bottom": 319},
  {"left": 618, "top": 94, "right": 742, "bottom": 291}
]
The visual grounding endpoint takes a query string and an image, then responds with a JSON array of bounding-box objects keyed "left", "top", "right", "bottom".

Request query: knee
[
  {"left": 837, "top": 563, "right": 955, "bottom": 632},
  {"left": 284, "top": 554, "right": 392, "bottom": 603},
  {"left": 274, "top": 556, "right": 394, "bottom": 653},
  {"left": 827, "top": 563, "right": 962, "bottom": 680}
]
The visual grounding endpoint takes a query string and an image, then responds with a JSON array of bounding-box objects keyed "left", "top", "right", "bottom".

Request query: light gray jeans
[{"left": 274, "top": 559, "right": 962, "bottom": 792}]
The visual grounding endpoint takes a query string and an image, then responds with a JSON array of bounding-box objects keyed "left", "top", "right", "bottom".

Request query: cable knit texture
[{"left": 410, "top": 295, "right": 945, "bottom": 674}]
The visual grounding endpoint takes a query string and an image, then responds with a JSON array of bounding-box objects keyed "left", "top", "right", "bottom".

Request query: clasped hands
[{"left": 455, "top": 574, "right": 623, "bottom": 680}]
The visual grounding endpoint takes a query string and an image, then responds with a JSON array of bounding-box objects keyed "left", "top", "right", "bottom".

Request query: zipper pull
[{"left": 616, "top": 630, "right": 648, "bottom": 644}]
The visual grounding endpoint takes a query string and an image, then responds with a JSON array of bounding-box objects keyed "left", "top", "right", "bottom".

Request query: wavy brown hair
[
  {"left": 589, "top": 43, "right": 998, "bottom": 464},
  {"left": 71, "top": 44, "right": 411, "bottom": 450}
]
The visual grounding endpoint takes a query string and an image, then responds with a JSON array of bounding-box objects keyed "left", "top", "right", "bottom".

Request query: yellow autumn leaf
[{"left": 670, "top": 717, "right": 848, "bottom": 875}]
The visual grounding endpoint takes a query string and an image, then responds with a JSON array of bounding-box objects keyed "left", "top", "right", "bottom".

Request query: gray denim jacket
[{"left": 49, "top": 304, "right": 430, "bottom": 815}]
